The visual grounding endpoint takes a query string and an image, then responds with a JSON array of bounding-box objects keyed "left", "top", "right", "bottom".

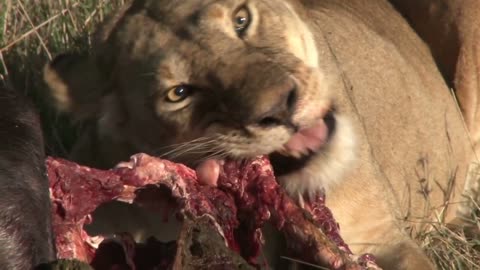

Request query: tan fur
[
  {"left": 44, "top": 0, "right": 476, "bottom": 269},
  {"left": 388, "top": 0, "right": 480, "bottom": 224},
  {"left": 389, "top": 0, "right": 480, "bottom": 161}
]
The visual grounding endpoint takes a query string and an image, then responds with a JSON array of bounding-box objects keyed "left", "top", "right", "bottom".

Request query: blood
[{"left": 47, "top": 153, "right": 378, "bottom": 270}]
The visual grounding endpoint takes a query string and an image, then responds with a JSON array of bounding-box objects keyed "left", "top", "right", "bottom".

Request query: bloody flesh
[{"left": 47, "top": 153, "right": 380, "bottom": 270}]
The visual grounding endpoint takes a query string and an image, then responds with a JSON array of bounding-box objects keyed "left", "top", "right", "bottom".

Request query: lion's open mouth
[
  {"left": 194, "top": 109, "right": 336, "bottom": 186},
  {"left": 269, "top": 110, "right": 336, "bottom": 177}
]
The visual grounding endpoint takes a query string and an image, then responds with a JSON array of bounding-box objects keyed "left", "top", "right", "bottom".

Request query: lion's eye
[
  {"left": 233, "top": 6, "right": 251, "bottom": 35},
  {"left": 166, "top": 85, "right": 192, "bottom": 102}
]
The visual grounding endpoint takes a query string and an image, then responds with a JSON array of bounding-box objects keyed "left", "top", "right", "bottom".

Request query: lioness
[{"left": 44, "top": 0, "right": 475, "bottom": 269}]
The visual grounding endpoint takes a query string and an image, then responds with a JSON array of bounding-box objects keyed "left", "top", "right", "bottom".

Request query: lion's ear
[{"left": 43, "top": 53, "right": 106, "bottom": 121}]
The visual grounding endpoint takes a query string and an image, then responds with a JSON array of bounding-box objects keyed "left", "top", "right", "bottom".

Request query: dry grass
[
  {"left": 415, "top": 200, "right": 480, "bottom": 270},
  {"left": 1, "top": 0, "right": 479, "bottom": 269}
]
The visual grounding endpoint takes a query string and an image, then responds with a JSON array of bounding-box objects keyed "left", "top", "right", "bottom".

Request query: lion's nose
[{"left": 254, "top": 80, "right": 298, "bottom": 128}]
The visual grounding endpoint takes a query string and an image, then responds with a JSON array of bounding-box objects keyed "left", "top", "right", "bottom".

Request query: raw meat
[{"left": 47, "top": 153, "right": 380, "bottom": 269}]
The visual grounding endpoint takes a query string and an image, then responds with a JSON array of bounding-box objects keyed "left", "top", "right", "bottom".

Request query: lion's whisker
[
  {"left": 155, "top": 137, "right": 215, "bottom": 157},
  {"left": 157, "top": 135, "right": 224, "bottom": 160}
]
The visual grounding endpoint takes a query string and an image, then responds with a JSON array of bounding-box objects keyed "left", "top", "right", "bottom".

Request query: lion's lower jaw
[{"left": 278, "top": 114, "right": 357, "bottom": 198}]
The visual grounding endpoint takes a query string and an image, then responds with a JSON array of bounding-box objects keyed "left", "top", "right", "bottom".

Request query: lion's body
[
  {"left": 44, "top": 0, "right": 476, "bottom": 269},
  {"left": 389, "top": 0, "right": 480, "bottom": 162},
  {"left": 388, "top": 0, "right": 480, "bottom": 219},
  {"left": 302, "top": 1, "right": 472, "bottom": 268}
]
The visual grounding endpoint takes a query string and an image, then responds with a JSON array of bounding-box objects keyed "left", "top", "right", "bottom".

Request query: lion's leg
[
  {"left": 373, "top": 240, "right": 436, "bottom": 270},
  {"left": 338, "top": 218, "right": 436, "bottom": 270},
  {"left": 323, "top": 170, "right": 436, "bottom": 270}
]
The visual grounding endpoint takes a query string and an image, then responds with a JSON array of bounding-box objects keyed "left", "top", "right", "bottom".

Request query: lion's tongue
[
  {"left": 283, "top": 119, "right": 328, "bottom": 153},
  {"left": 196, "top": 120, "right": 328, "bottom": 186}
]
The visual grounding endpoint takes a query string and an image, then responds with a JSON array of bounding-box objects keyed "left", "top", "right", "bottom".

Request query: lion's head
[{"left": 44, "top": 0, "right": 356, "bottom": 197}]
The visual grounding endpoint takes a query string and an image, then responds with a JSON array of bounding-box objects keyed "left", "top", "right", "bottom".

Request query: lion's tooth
[
  {"left": 277, "top": 148, "right": 290, "bottom": 157},
  {"left": 300, "top": 148, "right": 311, "bottom": 157},
  {"left": 290, "top": 151, "right": 302, "bottom": 159}
]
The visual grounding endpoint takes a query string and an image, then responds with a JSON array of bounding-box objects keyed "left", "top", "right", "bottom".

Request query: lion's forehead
[
  {"left": 154, "top": 54, "right": 192, "bottom": 88},
  {"left": 140, "top": 0, "right": 244, "bottom": 33}
]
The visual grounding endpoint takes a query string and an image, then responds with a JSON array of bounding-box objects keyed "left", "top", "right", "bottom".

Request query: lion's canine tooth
[
  {"left": 277, "top": 148, "right": 290, "bottom": 156},
  {"left": 290, "top": 151, "right": 303, "bottom": 159}
]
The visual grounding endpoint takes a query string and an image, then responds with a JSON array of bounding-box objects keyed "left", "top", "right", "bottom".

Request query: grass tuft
[{"left": 417, "top": 199, "right": 480, "bottom": 270}]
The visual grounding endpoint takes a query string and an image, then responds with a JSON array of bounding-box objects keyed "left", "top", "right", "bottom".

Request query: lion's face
[{"left": 45, "top": 0, "right": 355, "bottom": 195}]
